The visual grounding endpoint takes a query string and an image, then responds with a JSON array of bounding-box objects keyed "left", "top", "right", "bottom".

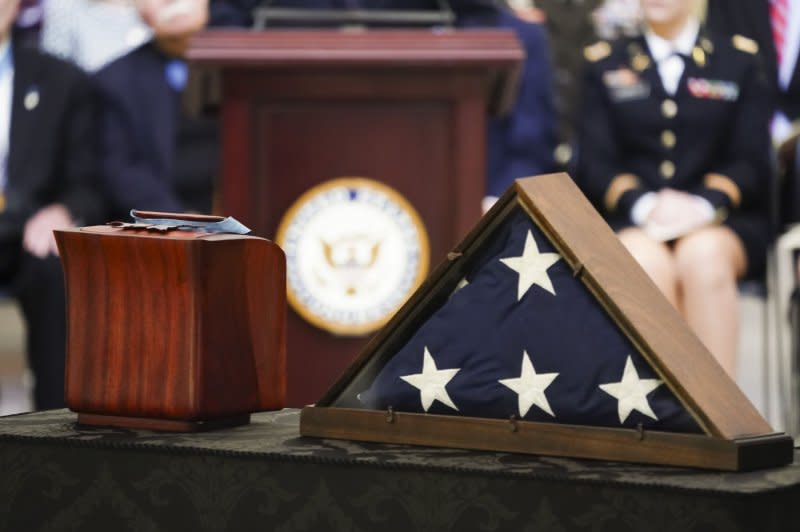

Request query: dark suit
[
  {"left": 576, "top": 30, "right": 772, "bottom": 278},
  {"left": 707, "top": 0, "right": 800, "bottom": 122},
  {"left": 707, "top": 1, "right": 800, "bottom": 225},
  {"left": 93, "top": 43, "right": 187, "bottom": 221},
  {"left": 0, "top": 40, "right": 103, "bottom": 409}
]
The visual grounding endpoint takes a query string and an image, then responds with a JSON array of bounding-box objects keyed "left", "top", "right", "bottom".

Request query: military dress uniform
[{"left": 576, "top": 29, "right": 772, "bottom": 277}]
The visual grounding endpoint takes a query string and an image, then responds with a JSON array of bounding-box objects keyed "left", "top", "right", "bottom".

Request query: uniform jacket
[
  {"left": 468, "top": 10, "right": 556, "bottom": 196},
  {"left": 93, "top": 42, "right": 185, "bottom": 221},
  {"left": 1, "top": 41, "right": 103, "bottom": 239},
  {"left": 576, "top": 29, "right": 773, "bottom": 276},
  {"left": 577, "top": 30, "right": 772, "bottom": 224}
]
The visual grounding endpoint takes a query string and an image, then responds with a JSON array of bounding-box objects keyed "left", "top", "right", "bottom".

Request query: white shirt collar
[{"left": 644, "top": 17, "right": 700, "bottom": 62}]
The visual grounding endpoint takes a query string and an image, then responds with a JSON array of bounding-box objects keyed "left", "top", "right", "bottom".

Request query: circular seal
[{"left": 276, "top": 178, "right": 429, "bottom": 336}]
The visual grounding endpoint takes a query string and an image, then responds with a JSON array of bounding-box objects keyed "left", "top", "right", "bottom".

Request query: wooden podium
[{"left": 188, "top": 29, "right": 522, "bottom": 406}]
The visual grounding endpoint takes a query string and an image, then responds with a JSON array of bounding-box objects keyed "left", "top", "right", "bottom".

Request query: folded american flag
[{"left": 359, "top": 208, "right": 700, "bottom": 433}]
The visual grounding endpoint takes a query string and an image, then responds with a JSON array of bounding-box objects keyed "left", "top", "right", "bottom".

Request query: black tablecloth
[{"left": 0, "top": 409, "right": 798, "bottom": 531}]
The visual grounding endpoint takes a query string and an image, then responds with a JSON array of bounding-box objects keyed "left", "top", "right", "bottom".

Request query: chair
[
  {"left": 735, "top": 138, "right": 789, "bottom": 433},
  {"left": 737, "top": 271, "right": 778, "bottom": 425},
  {"left": 772, "top": 228, "right": 799, "bottom": 437},
  {"left": 769, "top": 134, "right": 800, "bottom": 438}
]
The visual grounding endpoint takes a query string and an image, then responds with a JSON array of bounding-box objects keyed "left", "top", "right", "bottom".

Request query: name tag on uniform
[
  {"left": 603, "top": 68, "right": 650, "bottom": 102},
  {"left": 687, "top": 78, "right": 739, "bottom": 101}
]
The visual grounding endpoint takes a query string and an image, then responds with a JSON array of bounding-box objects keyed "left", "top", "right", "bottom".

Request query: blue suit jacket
[
  {"left": 461, "top": 11, "right": 557, "bottom": 196},
  {"left": 93, "top": 43, "right": 184, "bottom": 221}
]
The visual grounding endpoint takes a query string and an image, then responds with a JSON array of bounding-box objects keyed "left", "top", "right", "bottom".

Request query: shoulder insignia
[
  {"left": 732, "top": 34, "right": 758, "bottom": 54},
  {"left": 584, "top": 41, "right": 611, "bottom": 62}
]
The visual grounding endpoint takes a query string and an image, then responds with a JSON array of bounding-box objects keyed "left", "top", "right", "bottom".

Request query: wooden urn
[{"left": 55, "top": 223, "right": 287, "bottom": 431}]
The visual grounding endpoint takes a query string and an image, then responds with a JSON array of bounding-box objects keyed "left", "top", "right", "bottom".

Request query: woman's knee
[
  {"left": 618, "top": 228, "right": 678, "bottom": 287},
  {"left": 674, "top": 228, "right": 745, "bottom": 288}
]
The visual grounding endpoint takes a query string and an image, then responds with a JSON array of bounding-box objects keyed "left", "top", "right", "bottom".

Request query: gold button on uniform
[
  {"left": 692, "top": 46, "right": 706, "bottom": 67},
  {"left": 554, "top": 143, "right": 572, "bottom": 165},
  {"left": 661, "top": 99, "right": 678, "bottom": 118},
  {"left": 632, "top": 53, "right": 650, "bottom": 72},
  {"left": 661, "top": 130, "right": 676, "bottom": 148},
  {"left": 660, "top": 160, "right": 676, "bottom": 179}
]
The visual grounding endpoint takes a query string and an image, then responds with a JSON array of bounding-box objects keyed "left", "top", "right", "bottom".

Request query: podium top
[
  {"left": 252, "top": 7, "right": 457, "bottom": 29},
  {"left": 186, "top": 28, "right": 523, "bottom": 68},
  {"left": 186, "top": 29, "right": 523, "bottom": 114}
]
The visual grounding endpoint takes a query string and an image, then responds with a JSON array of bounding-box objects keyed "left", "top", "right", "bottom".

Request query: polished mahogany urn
[{"left": 55, "top": 219, "right": 286, "bottom": 431}]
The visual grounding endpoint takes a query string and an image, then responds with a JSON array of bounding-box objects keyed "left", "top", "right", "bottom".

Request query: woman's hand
[{"left": 644, "top": 188, "right": 715, "bottom": 240}]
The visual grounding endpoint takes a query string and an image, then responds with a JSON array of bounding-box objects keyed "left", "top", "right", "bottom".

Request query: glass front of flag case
[{"left": 301, "top": 174, "right": 793, "bottom": 471}]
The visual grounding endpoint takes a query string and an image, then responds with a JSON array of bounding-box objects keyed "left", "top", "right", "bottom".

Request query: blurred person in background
[
  {"left": 91, "top": 0, "right": 213, "bottom": 220},
  {"left": 465, "top": 1, "right": 558, "bottom": 212},
  {"left": 41, "top": 0, "right": 152, "bottom": 72},
  {"left": 508, "top": 1, "right": 650, "bottom": 172},
  {"left": 0, "top": 0, "right": 104, "bottom": 408},
  {"left": 707, "top": 0, "right": 800, "bottom": 146},
  {"left": 509, "top": 0, "right": 604, "bottom": 171},
  {"left": 41, "top": 0, "right": 208, "bottom": 72},
  {"left": 706, "top": 1, "right": 800, "bottom": 229},
  {"left": 39, "top": 1, "right": 210, "bottom": 219},
  {"left": 706, "top": 2, "right": 800, "bottom": 373},
  {"left": 576, "top": 0, "right": 772, "bottom": 377}
]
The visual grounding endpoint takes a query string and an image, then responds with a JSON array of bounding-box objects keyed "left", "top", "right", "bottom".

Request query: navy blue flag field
[{"left": 359, "top": 208, "right": 701, "bottom": 433}]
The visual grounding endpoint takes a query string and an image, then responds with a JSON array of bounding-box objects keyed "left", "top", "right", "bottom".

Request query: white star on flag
[
  {"left": 599, "top": 355, "right": 663, "bottom": 423},
  {"left": 498, "top": 350, "right": 559, "bottom": 417},
  {"left": 500, "top": 230, "right": 561, "bottom": 300},
  {"left": 400, "top": 347, "right": 460, "bottom": 412}
]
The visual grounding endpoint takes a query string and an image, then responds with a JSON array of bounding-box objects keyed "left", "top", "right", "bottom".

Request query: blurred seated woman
[{"left": 576, "top": 0, "right": 772, "bottom": 378}]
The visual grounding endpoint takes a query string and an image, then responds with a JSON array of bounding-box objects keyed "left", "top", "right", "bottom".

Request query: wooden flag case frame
[{"left": 300, "top": 173, "right": 793, "bottom": 471}]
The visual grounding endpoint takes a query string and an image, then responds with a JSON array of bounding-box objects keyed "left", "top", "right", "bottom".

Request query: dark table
[{"left": 0, "top": 409, "right": 798, "bottom": 531}]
